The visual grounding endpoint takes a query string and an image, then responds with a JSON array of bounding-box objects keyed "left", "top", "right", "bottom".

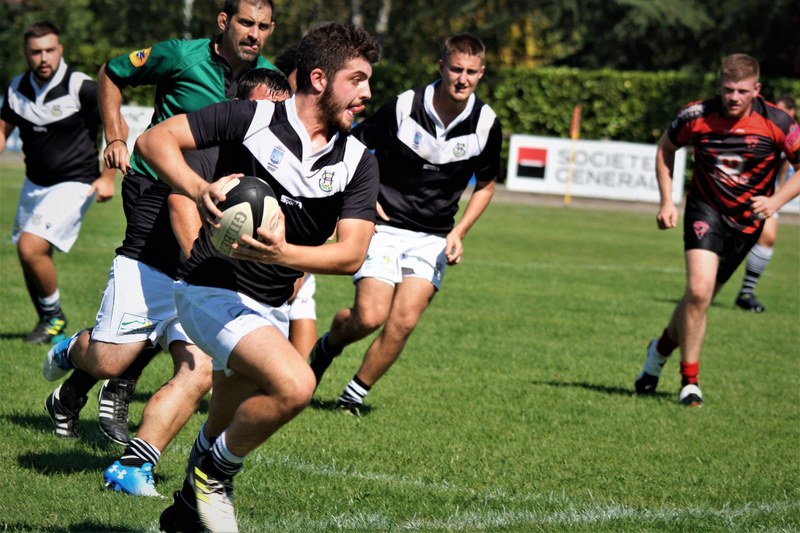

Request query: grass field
[{"left": 0, "top": 158, "right": 798, "bottom": 532}]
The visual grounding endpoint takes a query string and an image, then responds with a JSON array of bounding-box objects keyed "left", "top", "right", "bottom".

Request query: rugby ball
[{"left": 209, "top": 176, "right": 280, "bottom": 257}]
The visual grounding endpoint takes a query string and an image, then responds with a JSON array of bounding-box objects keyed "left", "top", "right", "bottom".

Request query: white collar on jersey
[
  {"left": 29, "top": 58, "right": 68, "bottom": 98},
  {"left": 284, "top": 94, "right": 340, "bottom": 160},
  {"left": 423, "top": 80, "right": 476, "bottom": 135}
]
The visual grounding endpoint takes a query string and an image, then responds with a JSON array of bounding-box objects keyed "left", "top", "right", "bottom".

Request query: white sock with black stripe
[{"left": 209, "top": 431, "right": 244, "bottom": 478}]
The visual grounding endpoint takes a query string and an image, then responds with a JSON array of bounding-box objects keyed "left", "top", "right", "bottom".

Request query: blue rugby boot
[{"left": 103, "top": 460, "right": 160, "bottom": 497}]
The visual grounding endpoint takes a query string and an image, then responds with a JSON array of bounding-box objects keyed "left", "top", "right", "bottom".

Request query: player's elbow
[{"left": 339, "top": 249, "right": 369, "bottom": 275}]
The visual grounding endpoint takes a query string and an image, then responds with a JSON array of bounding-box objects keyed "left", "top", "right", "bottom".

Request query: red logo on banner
[{"left": 517, "top": 147, "right": 547, "bottom": 179}]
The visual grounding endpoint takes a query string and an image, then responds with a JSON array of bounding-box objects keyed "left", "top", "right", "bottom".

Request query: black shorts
[{"left": 683, "top": 198, "right": 762, "bottom": 284}]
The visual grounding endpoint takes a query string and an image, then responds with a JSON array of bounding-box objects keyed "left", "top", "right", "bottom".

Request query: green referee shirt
[{"left": 106, "top": 35, "right": 276, "bottom": 180}]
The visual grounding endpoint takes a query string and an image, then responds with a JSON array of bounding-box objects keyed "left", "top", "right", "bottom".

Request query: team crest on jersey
[
  {"left": 319, "top": 170, "right": 334, "bottom": 192},
  {"left": 413, "top": 131, "right": 422, "bottom": 146},
  {"left": 745, "top": 135, "right": 759, "bottom": 150},
  {"left": 693, "top": 221, "right": 709, "bottom": 239},
  {"left": 129, "top": 48, "right": 151, "bottom": 68},
  {"left": 270, "top": 146, "right": 285, "bottom": 166},
  {"left": 453, "top": 142, "right": 466, "bottom": 158},
  {"left": 50, "top": 105, "right": 62, "bottom": 118}
]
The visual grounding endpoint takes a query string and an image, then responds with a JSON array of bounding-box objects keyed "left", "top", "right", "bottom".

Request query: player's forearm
[
  {"left": 655, "top": 139, "right": 676, "bottom": 207},
  {"left": 0, "top": 119, "right": 14, "bottom": 154},
  {"left": 278, "top": 221, "right": 373, "bottom": 275},
  {"left": 452, "top": 179, "right": 495, "bottom": 239},
  {"left": 98, "top": 64, "right": 126, "bottom": 142},
  {"left": 136, "top": 116, "right": 205, "bottom": 200},
  {"left": 770, "top": 164, "right": 800, "bottom": 209},
  {"left": 169, "top": 194, "right": 203, "bottom": 258}
]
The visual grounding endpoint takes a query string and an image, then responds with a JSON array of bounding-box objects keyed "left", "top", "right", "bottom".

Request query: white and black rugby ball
[{"left": 210, "top": 176, "right": 280, "bottom": 257}]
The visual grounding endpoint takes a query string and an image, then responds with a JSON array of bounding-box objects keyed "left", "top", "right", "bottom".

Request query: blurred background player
[
  {"left": 41, "top": 0, "right": 278, "bottom": 497},
  {"left": 635, "top": 54, "right": 800, "bottom": 407},
  {"left": 140, "top": 22, "right": 380, "bottom": 531},
  {"left": 309, "top": 34, "right": 503, "bottom": 416},
  {"left": 0, "top": 21, "right": 116, "bottom": 344},
  {"left": 734, "top": 94, "right": 797, "bottom": 312}
]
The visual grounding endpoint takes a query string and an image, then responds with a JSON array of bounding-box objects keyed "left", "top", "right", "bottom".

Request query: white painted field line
[
  {"left": 471, "top": 258, "right": 683, "bottom": 275},
  {"left": 243, "top": 454, "right": 798, "bottom": 530}
]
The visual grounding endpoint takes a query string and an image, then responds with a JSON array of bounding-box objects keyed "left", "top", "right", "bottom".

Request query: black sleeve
[
  {"left": 474, "top": 117, "right": 503, "bottom": 182},
  {"left": 183, "top": 146, "right": 220, "bottom": 183},
  {"left": 352, "top": 98, "right": 398, "bottom": 149},
  {"left": 186, "top": 100, "right": 259, "bottom": 150},
  {"left": 0, "top": 86, "right": 16, "bottom": 124},
  {"left": 77, "top": 79, "right": 101, "bottom": 124}
]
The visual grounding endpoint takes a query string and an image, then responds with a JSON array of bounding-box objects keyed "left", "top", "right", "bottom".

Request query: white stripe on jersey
[
  {"left": 5, "top": 59, "right": 90, "bottom": 127},
  {"left": 394, "top": 84, "right": 498, "bottom": 166},
  {"left": 242, "top": 98, "right": 368, "bottom": 199}
]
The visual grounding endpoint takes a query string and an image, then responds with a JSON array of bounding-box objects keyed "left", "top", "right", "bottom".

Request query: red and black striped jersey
[{"left": 667, "top": 96, "right": 800, "bottom": 233}]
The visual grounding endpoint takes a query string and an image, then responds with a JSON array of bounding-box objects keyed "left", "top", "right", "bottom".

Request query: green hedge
[{"left": 368, "top": 64, "right": 800, "bottom": 145}]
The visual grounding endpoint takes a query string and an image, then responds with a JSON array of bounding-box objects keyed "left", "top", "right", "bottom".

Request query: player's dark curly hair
[
  {"left": 273, "top": 42, "right": 298, "bottom": 77},
  {"left": 294, "top": 22, "right": 380, "bottom": 93},
  {"left": 235, "top": 68, "right": 291, "bottom": 99}
]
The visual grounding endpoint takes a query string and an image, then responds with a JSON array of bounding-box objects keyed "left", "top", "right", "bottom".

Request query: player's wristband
[{"left": 106, "top": 139, "right": 126, "bottom": 148}]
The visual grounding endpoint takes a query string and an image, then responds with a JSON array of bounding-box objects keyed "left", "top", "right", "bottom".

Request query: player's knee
[
  {"left": 167, "top": 346, "right": 213, "bottom": 395},
  {"left": 274, "top": 367, "right": 315, "bottom": 416},
  {"left": 84, "top": 343, "right": 136, "bottom": 379},
  {"left": 683, "top": 283, "right": 714, "bottom": 308},
  {"left": 16, "top": 234, "right": 50, "bottom": 263},
  {"left": 352, "top": 307, "right": 388, "bottom": 335}
]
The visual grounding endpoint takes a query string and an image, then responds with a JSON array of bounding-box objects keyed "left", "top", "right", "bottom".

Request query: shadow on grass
[
  {"left": 0, "top": 522, "right": 145, "bottom": 532},
  {"left": 530, "top": 380, "right": 672, "bottom": 400},
  {"left": 653, "top": 296, "right": 737, "bottom": 310},
  {"left": 18, "top": 449, "right": 112, "bottom": 474},
  {"left": 308, "top": 397, "right": 374, "bottom": 417},
  {"left": 0, "top": 332, "right": 30, "bottom": 341},
  {"left": 3, "top": 412, "right": 126, "bottom": 449}
]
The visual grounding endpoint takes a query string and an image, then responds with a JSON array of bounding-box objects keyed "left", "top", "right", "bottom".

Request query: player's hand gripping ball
[{"left": 209, "top": 176, "right": 281, "bottom": 257}]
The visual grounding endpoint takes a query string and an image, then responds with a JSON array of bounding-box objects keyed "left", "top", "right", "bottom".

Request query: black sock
[
  {"left": 118, "top": 344, "right": 161, "bottom": 381},
  {"left": 60, "top": 370, "right": 97, "bottom": 410}
]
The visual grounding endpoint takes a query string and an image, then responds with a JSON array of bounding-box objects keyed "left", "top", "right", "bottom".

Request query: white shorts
[
  {"left": 289, "top": 274, "right": 317, "bottom": 321},
  {"left": 12, "top": 178, "right": 96, "bottom": 252},
  {"left": 354, "top": 225, "right": 446, "bottom": 290},
  {"left": 174, "top": 280, "right": 290, "bottom": 376},
  {"left": 92, "top": 255, "right": 190, "bottom": 349}
]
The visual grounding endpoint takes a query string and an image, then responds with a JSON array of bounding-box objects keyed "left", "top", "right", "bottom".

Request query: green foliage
[
  {"left": 1, "top": 161, "right": 799, "bottom": 531},
  {"left": 370, "top": 64, "right": 800, "bottom": 146}
]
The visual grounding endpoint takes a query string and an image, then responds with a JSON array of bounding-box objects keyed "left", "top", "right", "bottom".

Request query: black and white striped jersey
[
  {"left": 1, "top": 59, "right": 101, "bottom": 186},
  {"left": 180, "top": 97, "right": 379, "bottom": 305},
  {"left": 353, "top": 81, "right": 502, "bottom": 236}
]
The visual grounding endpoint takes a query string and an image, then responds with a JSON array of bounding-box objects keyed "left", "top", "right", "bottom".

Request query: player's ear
[
  {"left": 309, "top": 68, "right": 327, "bottom": 94},
  {"left": 217, "top": 12, "right": 228, "bottom": 32},
  {"left": 754, "top": 82, "right": 762, "bottom": 97}
]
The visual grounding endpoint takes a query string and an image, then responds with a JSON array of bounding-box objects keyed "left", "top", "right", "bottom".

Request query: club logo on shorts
[
  {"left": 693, "top": 220, "right": 709, "bottom": 239},
  {"left": 50, "top": 105, "right": 62, "bottom": 118},
  {"left": 129, "top": 48, "right": 151, "bottom": 68},
  {"left": 117, "top": 313, "right": 156, "bottom": 336},
  {"left": 270, "top": 146, "right": 285, "bottom": 166},
  {"left": 319, "top": 170, "right": 334, "bottom": 193},
  {"left": 453, "top": 142, "right": 466, "bottom": 158},
  {"left": 413, "top": 131, "right": 422, "bottom": 146}
]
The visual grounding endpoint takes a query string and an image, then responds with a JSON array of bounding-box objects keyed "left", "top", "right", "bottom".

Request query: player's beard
[{"left": 319, "top": 85, "right": 351, "bottom": 135}]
